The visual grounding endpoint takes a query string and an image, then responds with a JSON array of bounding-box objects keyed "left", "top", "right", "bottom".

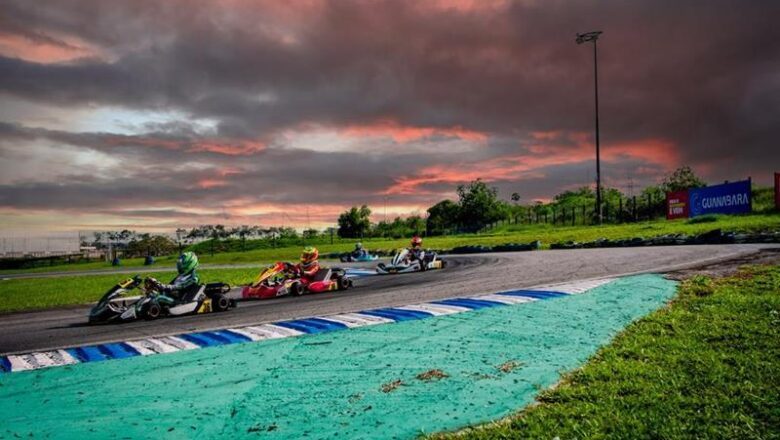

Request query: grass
[
  {"left": 3, "top": 213, "right": 778, "bottom": 276},
  {"left": 0, "top": 267, "right": 259, "bottom": 313},
  {"left": 0, "top": 255, "right": 180, "bottom": 275},
  {"left": 434, "top": 264, "right": 780, "bottom": 439}
]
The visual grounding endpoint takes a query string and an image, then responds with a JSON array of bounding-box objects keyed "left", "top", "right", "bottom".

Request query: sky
[{"left": 0, "top": 0, "right": 778, "bottom": 232}]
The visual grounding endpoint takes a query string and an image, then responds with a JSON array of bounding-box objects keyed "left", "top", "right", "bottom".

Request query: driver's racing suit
[
  {"left": 408, "top": 247, "right": 426, "bottom": 270},
  {"left": 156, "top": 270, "right": 200, "bottom": 301},
  {"left": 291, "top": 261, "right": 321, "bottom": 281}
]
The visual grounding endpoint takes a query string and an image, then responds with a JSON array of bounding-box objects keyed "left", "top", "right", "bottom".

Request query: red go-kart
[{"left": 241, "top": 262, "right": 352, "bottom": 299}]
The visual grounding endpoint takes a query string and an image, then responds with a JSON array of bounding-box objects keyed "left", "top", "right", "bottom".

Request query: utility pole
[{"left": 577, "top": 30, "right": 603, "bottom": 224}]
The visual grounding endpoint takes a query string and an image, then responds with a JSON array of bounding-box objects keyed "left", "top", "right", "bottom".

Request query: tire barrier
[{"left": 550, "top": 229, "right": 780, "bottom": 250}]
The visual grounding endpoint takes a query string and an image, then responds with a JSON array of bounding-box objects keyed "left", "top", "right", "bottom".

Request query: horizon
[{"left": 1, "top": 1, "right": 778, "bottom": 233}]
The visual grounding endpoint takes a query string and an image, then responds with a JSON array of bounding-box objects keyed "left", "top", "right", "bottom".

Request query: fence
[
  {"left": 505, "top": 193, "right": 667, "bottom": 227},
  {"left": 0, "top": 232, "right": 82, "bottom": 259}
]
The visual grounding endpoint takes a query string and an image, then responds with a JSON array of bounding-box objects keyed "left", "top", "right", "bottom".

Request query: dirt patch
[
  {"left": 666, "top": 248, "right": 780, "bottom": 281},
  {"left": 497, "top": 361, "right": 524, "bottom": 373},
  {"left": 381, "top": 379, "right": 404, "bottom": 393},
  {"left": 416, "top": 369, "right": 449, "bottom": 381}
]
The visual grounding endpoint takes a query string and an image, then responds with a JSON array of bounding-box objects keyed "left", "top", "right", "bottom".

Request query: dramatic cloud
[{"left": 0, "top": 0, "right": 778, "bottom": 231}]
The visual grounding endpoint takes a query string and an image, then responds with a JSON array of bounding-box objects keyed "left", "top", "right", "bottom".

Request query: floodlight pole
[{"left": 577, "top": 31, "right": 603, "bottom": 224}]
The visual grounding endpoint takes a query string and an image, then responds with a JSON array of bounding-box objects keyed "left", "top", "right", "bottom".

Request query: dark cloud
[{"left": 0, "top": 0, "right": 778, "bottom": 228}]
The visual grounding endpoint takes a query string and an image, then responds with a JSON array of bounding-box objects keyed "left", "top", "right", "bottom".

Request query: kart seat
[
  {"left": 312, "top": 268, "right": 331, "bottom": 282},
  {"left": 179, "top": 284, "right": 204, "bottom": 303}
]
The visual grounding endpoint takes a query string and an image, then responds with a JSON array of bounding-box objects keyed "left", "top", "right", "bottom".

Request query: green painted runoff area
[{"left": 1, "top": 275, "right": 676, "bottom": 439}]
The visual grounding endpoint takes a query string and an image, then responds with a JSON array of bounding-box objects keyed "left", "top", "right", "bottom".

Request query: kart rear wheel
[
  {"left": 337, "top": 275, "right": 351, "bottom": 290},
  {"left": 213, "top": 294, "right": 231, "bottom": 312},
  {"left": 144, "top": 302, "right": 162, "bottom": 320},
  {"left": 289, "top": 282, "right": 303, "bottom": 296}
]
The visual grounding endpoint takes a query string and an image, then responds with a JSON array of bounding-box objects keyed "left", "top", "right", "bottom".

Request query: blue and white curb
[{"left": 0, "top": 278, "right": 614, "bottom": 374}]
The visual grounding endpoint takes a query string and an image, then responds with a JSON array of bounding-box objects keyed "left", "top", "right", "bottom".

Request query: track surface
[{"left": 0, "top": 244, "right": 774, "bottom": 354}]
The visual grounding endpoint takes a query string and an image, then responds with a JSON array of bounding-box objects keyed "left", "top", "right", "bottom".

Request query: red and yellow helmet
[
  {"left": 300, "top": 246, "right": 319, "bottom": 264},
  {"left": 411, "top": 235, "right": 422, "bottom": 248}
]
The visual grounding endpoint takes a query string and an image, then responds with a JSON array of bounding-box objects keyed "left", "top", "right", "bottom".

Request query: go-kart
[
  {"left": 241, "top": 262, "right": 352, "bottom": 299},
  {"left": 88, "top": 275, "right": 234, "bottom": 324},
  {"left": 339, "top": 251, "right": 379, "bottom": 263},
  {"left": 376, "top": 248, "right": 446, "bottom": 274}
]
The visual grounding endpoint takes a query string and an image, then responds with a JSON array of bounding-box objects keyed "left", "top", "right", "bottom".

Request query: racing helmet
[
  {"left": 176, "top": 251, "right": 199, "bottom": 274},
  {"left": 355, "top": 242, "right": 363, "bottom": 250},
  {"left": 300, "top": 246, "right": 319, "bottom": 269},
  {"left": 411, "top": 235, "right": 423, "bottom": 248}
]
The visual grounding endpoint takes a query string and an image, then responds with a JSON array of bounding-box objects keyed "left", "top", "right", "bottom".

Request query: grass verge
[
  {"left": 434, "top": 264, "right": 780, "bottom": 439},
  {"left": 0, "top": 267, "right": 258, "bottom": 313}
]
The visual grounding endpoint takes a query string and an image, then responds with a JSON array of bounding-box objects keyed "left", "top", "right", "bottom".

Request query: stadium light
[{"left": 576, "top": 30, "right": 603, "bottom": 224}]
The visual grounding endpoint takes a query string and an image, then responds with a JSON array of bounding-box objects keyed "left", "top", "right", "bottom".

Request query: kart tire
[
  {"left": 290, "top": 282, "right": 303, "bottom": 296},
  {"left": 337, "top": 275, "right": 351, "bottom": 290},
  {"left": 213, "top": 293, "right": 231, "bottom": 312},
  {"left": 441, "top": 260, "right": 447, "bottom": 268},
  {"left": 144, "top": 302, "right": 162, "bottom": 320}
]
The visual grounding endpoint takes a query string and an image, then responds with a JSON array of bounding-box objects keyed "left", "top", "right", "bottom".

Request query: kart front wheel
[
  {"left": 212, "top": 294, "right": 231, "bottom": 312},
  {"left": 289, "top": 282, "right": 303, "bottom": 296}
]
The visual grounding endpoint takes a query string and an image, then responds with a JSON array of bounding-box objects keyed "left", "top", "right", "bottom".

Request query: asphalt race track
[{"left": 0, "top": 244, "right": 775, "bottom": 354}]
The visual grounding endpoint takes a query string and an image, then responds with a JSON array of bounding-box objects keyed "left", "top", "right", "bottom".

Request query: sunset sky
[{"left": 0, "top": 0, "right": 778, "bottom": 232}]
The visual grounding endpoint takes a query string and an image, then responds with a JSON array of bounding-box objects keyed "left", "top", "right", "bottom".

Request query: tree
[
  {"left": 405, "top": 215, "right": 426, "bottom": 235},
  {"left": 337, "top": 205, "right": 372, "bottom": 238},
  {"left": 456, "top": 179, "right": 509, "bottom": 232},
  {"left": 372, "top": 220, "right": 393, "bottom": 238},
  {"left": 553, "top": 187, "right": 594, "bottom": 208},
  {"left": 233, "top": 225, "right": 254, "bottom": 251},
  {"left": 426, "top": 200, "right": 460, "bottom": 235},
  {"left": 662, "top": 166, "right": 706, "bottom": 192},
  {"left": 126, "top": 234, "right": 177, "bottom": 257},
  {"left": 640, "top": 185, "right": 666, "bottom": 219}
]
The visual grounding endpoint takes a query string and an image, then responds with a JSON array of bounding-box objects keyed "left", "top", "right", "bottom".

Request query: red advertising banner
[
  {"left": 666, "top": 190, "right": 689, "bottom": 219},
  {"left": 775, "top": 172, "right": 780, "bottom": 210}
]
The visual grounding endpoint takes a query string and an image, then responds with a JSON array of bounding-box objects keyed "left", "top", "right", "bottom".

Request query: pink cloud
[
  {"left": 188, "top": 140, "right": 266, "bottom": 155},
  {"left": 197, "top": 179, "right": 228, "bottom": 189},
  {"left": 340, "top": 119, "right": 487, "bottom": 143},
  {"left": 385, "top": 131, "right": 681, "bottom": 194},
  {"left": 0, "top": 31, "right": 102, "bottom": 63}
]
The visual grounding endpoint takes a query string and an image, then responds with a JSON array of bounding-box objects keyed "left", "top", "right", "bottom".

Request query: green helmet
[{"left": 176, "top": 251, "right": 199, "bottom": 274}]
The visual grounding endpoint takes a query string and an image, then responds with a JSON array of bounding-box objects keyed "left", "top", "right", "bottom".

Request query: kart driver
[
  {"left": 294, "top": 246, "right": 321, "bottom": 280},
  {"left": 352, "top": 242, "right": 367, "bottom": 258},
  {"left": 146, "top": 251, "right": 200, "bottom": 301},
  {"left": 408, "top": 235, "right": 425, "bottom": 268}
]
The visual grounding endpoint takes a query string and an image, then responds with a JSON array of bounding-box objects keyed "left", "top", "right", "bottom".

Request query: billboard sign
[
  {"left": 689, "top": 179, "right": 751, "bottom": 217},
  {"left": 666, "top": 190, "right": 689, "bottom": 219},
  {"left": 775, "top": 172, "right": 780, "bottom": 210}
]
